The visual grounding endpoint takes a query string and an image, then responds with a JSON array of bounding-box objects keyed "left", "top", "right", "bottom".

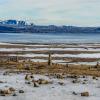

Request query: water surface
[{"left": 0, "top": 33, "right": 100, "bottom": 43}]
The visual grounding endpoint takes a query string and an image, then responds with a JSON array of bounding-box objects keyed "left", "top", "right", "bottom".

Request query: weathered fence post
[
  {"left": 16, "top": 54, "right": 19, "bottom": 62},
  {"left": 48, "top": 53, "right": 52, "bottom": 66},
  {"left": 96, "top": 62, "right": 100, "bottom": 70}
]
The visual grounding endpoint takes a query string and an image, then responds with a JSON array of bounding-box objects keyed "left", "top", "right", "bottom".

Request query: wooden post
[
  {"left": 97, "top": 62, "right": 99, "bottom": 66},
  {"left": 96, "top": 62, "right": 100, "bottom": 70},
  {"left": 66, "top": 63, "right": 69, "bottom": 68},
  {"left": 48, "top": 53, "right": 52, "bottom": 66},
  {"left": 95, "top": 61, "right": 99, "bottom": 68},
  {"left": 16, "top": 55, "right": 19, "bottom": 62}
]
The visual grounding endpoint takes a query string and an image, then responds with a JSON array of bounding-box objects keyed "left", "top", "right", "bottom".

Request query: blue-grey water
[{"left": 0, "top": 33, "right": 100, "bottom": 43}]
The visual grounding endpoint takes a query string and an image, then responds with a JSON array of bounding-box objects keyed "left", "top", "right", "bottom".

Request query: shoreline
[
  {"left": 0, "top": 42, "right": 100, "bottom": 77},
  {"left": 0, "top": 69, "right": 100, "bottom": 100},
  {"left": 0, "top": 42, "right": 100, "bottom": 100}
]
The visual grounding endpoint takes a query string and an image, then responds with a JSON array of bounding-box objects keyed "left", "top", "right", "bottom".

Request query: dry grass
[
  {"left": 0, "top": 60, "right": 100, "bottom": 77},
  {"left": 0, "top": 43, "right": 100, "bottom": 77}
]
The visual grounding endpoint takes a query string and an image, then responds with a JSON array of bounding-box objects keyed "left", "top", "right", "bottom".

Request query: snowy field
[
  {"left": 8, "top": 53, "right": 100, "bottom": 58},
  {"left": 0, "top": 71, "right": 100, "bottom": 100},
  {"left": 1, "top": 47, "right": 100, "bottom": 52},
  {"left": 0, "top": 43, "right": 100, "bottom": 65}
]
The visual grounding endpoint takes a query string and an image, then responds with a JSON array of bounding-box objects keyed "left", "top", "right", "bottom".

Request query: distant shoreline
[{"left": 0, "top": 24, "right": 100, "bottom": 33}]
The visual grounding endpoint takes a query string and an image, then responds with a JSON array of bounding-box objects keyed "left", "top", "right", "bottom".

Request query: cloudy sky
[{"left": 0, "top": 0, "right": 100, "bottom": 26}]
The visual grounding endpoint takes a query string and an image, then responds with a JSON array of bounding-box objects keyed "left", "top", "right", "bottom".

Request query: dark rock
[
  {"left": 81, "top": 92, "right": 89, "bottom": 97},
  {"left": 92, "top": 76, "right": 98, "bottom": 80},
  {"left": 38, "top": 79, "right": 50, "bottom": 85},
  {"left": 30, "top": 75, "right": 34, "bottom": 79},
  {"left": 82, "top": 76, "right": 86, "bottom": 78},
  {"left": 0, "top": 89, "right": 12, "bottom": 95},
  {"left": 1, "top": 94, "right": 6, "bottom": 96},
  {"left": 84, "top": 79, "right": 88, "bottom": 82},
  {"left": 72, "top": 79, "right": 80, "bottom": 83},
  {"left": 56, "top": 74, "right": 63, "bottom": 79},
  {"left": 33, "top": 82, "right": 39, "bottom": 87},
  {"left": 0, "top": 81, "right": 4, "bottom": 83},
  {"left": 58, "top": 82, "right": 65, "bottom": 86},
  {"left": 67, "top": 75, "right": 79, "bottom": 79},
  {"left": 3, "top": 72, "right": 9, "bottom": 76},
  {"left": 72, "top": 91, "right": 77, "bottom": 95},
  {"left": 9, "top": 87, "right": 15, "bottom": 92},
  {"left": 25, "top": 81, "right": 31, "bottom": 84},
  {"left": 52, "top": 87, "right": 55, "bottom": 88},
  {"left": 82, "top": 82, "right": 86, "bottom": 84},
  {"left": 19, "top": 90, "right": 24, "bottom": 93},
  {"left": 13, "top": 93, "right": 17, "bottom": 96}
]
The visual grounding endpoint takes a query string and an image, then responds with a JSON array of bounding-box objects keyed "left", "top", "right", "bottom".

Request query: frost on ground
[
  {"left": 1, "top": 43, "right": 100, "bottom": 66},
  {"left": 0, "top": 71, "right": 100, "bottom": 100}
]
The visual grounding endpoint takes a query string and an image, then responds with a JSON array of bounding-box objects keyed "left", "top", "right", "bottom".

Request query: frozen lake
[{"left": 0, "top": 33, "right": 100, "bottom": 43}]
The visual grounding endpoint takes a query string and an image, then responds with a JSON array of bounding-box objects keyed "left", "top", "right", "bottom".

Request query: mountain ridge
[{"left": 0, "top": 20, "right": 100, "bottom": 33}]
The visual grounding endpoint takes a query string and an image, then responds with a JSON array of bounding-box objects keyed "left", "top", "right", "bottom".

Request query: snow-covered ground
[
  {"left": 31, "top": 59, "right": 68, "bottom": 64},
  {"left": 0, "top": 72, "right": 100, "bottom": 100},
  {"left": 9, "top": 53, "right": 100, "bottom": 58},
  {"left": 1, "top": 47, "right": 100, "bottom": 52},
  {"left": 53, "top": 53, "right": 100, "bottom": 58},
  {"left": 10, "top": 54, "right": 48, "bottom": 57},
  {"left": 0, "top": 48, "right": 24, "bottom": 51},
  {"left": 31, "top": 59, "right": 48, "bottom": 62},
  {"left": 0, "top": 43, "right": 100, "bottom": 65},
  {"left": 7, "top": 53, "right": 100, "bottom": 65}
]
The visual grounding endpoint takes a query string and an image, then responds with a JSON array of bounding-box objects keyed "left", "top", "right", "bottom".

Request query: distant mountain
[{"left": 0, "top": 20, "right": 100, "bottom": 33}]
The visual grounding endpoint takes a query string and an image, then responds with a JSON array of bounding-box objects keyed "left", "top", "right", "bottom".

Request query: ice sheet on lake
[
  {"left": 31, "top": 59, "right": 48, "bottom": 62},
  {"left": 9, "top": 54, "right": 48, "bottom": 57},
  {"left": 1, "top": 47, "right": 100, "bottom": 52},
  {"left": 53, "top": 53, "right": 100, "bottom": 58},
  {"left": 8, "top": 53, "right": 100, "bottom": 59}
]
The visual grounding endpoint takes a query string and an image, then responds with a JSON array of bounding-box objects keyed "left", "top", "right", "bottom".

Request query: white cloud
[{"left": 0, "top": 0, "right": 100, "bottom": 26}]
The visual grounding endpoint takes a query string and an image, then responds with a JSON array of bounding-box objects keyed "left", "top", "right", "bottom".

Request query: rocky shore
[
  {"left": 0, "top": 42, "right": 100, "bottom": 100},
  {"left": 0, "top": 70, "right": 100, "bottom": 100}
]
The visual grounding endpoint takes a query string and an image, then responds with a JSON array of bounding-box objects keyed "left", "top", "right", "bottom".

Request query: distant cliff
[{"left": 0, "top": 20, "right": 100, "bottom": 33}]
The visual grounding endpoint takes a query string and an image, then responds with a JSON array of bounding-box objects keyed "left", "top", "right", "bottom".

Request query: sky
[{"left": 0, "top": 0, "right": 100, "bottom": 26}]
